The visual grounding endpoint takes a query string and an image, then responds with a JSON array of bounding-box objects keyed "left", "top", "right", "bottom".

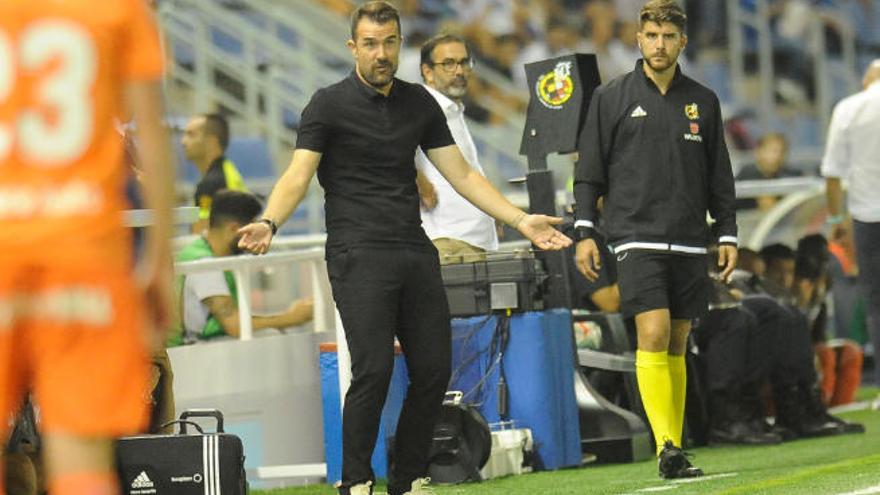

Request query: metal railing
[
  {"left": 174, "top": 246, "right": 331, "bottom": 340},
  {"left": 157, "top": 0, "right": 531, "bottom": 234},
  {"left": 727, "top": 0, "right": 859, "bottom": 139}
]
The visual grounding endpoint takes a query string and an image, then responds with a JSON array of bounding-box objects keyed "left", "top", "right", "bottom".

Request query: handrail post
[
  {"left": 310, "top": 259, "right": 328, "bottom": 334},
  {"left": 234, "top": 267, "right": 254, "bottom": 340}
]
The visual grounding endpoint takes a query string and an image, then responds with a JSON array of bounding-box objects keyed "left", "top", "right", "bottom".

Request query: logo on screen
[{"left": 536, "top": 61, "right": 574, "bottom": 110}]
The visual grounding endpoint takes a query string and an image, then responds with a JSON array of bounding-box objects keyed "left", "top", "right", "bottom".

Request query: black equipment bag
[
  {"left": 116, "top": 409, "right": 248, "bottom": 495},
  {"left": 427, "top": 392, "right": 492, "bottom": 484}
]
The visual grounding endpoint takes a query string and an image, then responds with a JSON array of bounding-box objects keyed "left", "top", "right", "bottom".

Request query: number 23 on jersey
[{"left": 0, "top": 20, "right": 97, "bottom": 166}]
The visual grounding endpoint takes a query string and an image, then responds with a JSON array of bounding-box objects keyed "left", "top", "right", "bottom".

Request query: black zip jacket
[{"left": 573, "top": 60, "right": 737, "bottom": 254}]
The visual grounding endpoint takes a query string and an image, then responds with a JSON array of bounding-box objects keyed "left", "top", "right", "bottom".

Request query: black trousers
[
  {"left": 741, "top": 296, "right": 816, "bottom": 387},
  {"left": 327, "top": 246, "right": 452, "bottom": 494}
]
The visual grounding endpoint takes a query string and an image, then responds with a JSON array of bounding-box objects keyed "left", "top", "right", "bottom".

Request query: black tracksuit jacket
[{"left": 573, "top": 60, "right": 737, "bottom": 254}]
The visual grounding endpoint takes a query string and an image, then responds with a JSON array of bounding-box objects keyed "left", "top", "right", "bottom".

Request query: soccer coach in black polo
[
  {"left": 237, "top": 2, "right": 571, "bottom": 494},
  {"left": 573, "top": 0, "right": 737, "bottom": 480}
]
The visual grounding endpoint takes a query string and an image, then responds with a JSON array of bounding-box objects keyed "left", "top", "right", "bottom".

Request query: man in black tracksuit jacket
[{"left": 573, "top": 0, "right": 737, "bottom": 480}]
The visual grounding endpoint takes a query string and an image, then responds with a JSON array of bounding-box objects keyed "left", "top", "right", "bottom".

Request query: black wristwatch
[
  {"left": 260, "top": 218, "right": 278, "bottom": 236},
  {"left": 573, "top": 224, "right": 595, "bottom": 242}
]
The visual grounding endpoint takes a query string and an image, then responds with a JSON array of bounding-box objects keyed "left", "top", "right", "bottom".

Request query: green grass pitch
[{"left": 256, "top": 387, "right": 880, "bottom": 495}]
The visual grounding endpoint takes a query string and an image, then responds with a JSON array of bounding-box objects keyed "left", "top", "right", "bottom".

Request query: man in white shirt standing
[
  {"left": 415, "top": 34, "right": 499, "bottom": 264},
  {"left": 822, "top": 59, "right": 880, "bottom": 386}
]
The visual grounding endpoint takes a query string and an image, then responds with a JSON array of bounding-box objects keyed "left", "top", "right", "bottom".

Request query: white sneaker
[
  {"left": 402, "top": 478, "right": 435, "bottom": 495},
  {"left": 349, "top": 481, "right": 373, "bottom": 495}
]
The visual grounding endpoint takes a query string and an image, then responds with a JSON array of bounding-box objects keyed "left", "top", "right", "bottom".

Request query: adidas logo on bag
[{"left": 131, "top": 471, "right": 155, "bottom": 489}]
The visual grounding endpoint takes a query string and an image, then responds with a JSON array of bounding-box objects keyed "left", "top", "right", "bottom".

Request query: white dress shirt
[
  {"left": 416, "top": 85, "right": 499, "bottom": 251},
  {"left": 821, "top": 81, "right": 880, "bottom": 222}
]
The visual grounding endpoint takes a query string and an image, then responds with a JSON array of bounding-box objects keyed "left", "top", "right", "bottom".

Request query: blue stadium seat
[
  {"left": 173, "top": 136, "right": 277, "bottom": 183},
  {"left": 225, "top": 137, "right": 277, "bottom": 179}
]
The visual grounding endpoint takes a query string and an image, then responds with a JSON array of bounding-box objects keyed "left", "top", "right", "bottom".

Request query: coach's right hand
[
  {"left": 575, "top": 238, "right": 601, "bottom": 282},
  {"left": 238, "top": 222, "right": 273, "bottom": 255}
]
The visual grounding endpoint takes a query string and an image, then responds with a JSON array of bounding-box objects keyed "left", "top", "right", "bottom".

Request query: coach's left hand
[{"left": 517, "top": 214, "right": 572, "bottom": 250}]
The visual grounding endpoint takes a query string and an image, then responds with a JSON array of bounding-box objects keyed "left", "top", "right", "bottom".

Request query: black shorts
[{"left": 615, "top": 249, "right": 709, "bottom": 320}]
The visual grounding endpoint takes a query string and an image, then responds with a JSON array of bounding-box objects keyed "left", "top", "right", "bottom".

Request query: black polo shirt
[{"left": 296, "top": 71, "right": 455, "bottom": 251}]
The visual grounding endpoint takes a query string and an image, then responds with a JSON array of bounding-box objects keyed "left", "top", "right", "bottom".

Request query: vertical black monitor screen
[{"left": 519, "top": 54, "right": 602, "bottom": 158}]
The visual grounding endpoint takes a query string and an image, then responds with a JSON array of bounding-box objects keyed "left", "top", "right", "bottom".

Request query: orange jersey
[{"left": 0, "top": 0, "right": 163, "bottom": 269}]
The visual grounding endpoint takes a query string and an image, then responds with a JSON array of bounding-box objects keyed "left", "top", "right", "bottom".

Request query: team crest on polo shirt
[
  {"left": 684, "top": 103, "right": 699, "bottom": 120},
  {"left": 536, "top": 61, "right": 574, "bottom": 110}
]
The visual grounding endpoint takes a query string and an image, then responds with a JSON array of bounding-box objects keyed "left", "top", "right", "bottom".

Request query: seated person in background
[
  {"left": 735, "top": 133, "right": 802, "bottom": 211},
  {"left": 795, "top": 235, "right": 863, "bottom": 407},
  {"left": 759, "top": 243, "right": 798, "bottom": 303},
  {"left": 181, "top": 113, "right": 249, "bottom": 234},
  {"left": 169, "top": 190, "right": 313, "bottom": 346},
  {"left": 693, "top": 247, "right": 783, "bottom": 445},
  {"left": 742, "top": 241, "right": 863, "bottom": 435}
]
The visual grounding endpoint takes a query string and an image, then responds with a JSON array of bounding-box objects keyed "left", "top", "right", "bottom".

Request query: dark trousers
[
  {"left": 327, "top": 246, "right": 452, "bottom": 494},
  {"left": 693, "top": 308, "right": 751, "bottom": 392},
  {"left": 741, "top": 296, "right": 816, "bottom": 387},
  {"left": 854, "top": 220, "right": 880, "bottom": 386}
]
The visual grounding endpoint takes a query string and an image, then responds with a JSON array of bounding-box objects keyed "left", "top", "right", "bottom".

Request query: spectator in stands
[
  {"left": 514, "top": 17, "right": 589, "bottom": 90},
  {"left": 581, "top": 0, "right": 631, "bottom": 81},
  {"left": 822, "top": 59, "right": 880, "bottom": 388},
  {"left": 181, "top": 113, "right": 249, "bottom": 234},
  {"left": 236, "top": 4, "right": 570, "bottom": 494},
  {"left": 170, "top": 190, "right": 313, "bottom": 346},
  {"left": 735, "top": 132, "right": 802, "bottom": 211},
  {"left": 415, "top": 33, "right": 499, "bottom": 264}
]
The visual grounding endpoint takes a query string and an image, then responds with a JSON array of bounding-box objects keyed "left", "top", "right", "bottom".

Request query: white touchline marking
[
  {"left": 635, "top": 486, "right": 677, "bottom": 493},
  {"left": 835, "top": 483, "right": 880, "bottom": 495},
  {"left": 672, "top": 472, "right": 739, "bottom": 484}
]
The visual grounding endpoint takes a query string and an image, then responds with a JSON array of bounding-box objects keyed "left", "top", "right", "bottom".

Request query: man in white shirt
[
  {"left": 821, "top": 59, "right": 880, "bottom": 386},
  {"left": 415, "top": 34, "right": 499, "bottom": 264}
]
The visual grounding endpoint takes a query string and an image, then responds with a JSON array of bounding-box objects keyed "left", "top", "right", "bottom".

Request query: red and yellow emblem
[{"left": 536, "top": 61, "right": 574, "bottom": 110}]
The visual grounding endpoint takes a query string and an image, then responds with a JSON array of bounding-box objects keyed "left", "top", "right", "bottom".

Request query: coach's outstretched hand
[
  {"left": 237, "top": 221, "right": 274, "bottom": 255},
  {"left": 517, "top": 214, "right": 572, "bottom": 251}
]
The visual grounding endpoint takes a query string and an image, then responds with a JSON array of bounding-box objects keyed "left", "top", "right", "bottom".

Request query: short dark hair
[
  {"left": 760, "top": 243, "right": 795, "bottom": 267},
  {"left": 420, "top": 33, "right": 468, "bottom": 70},
  {"left": 639, "top": 0, "right": 687, "bottom": 32},
  {"left": 201, "top": 113, "right": 230, "bottom": 152},
  {"left": 795, "top": 254, "right": 824, "bottom": 281},
  {"left": 737, "top": 247, "right": 763, "bottom": 273},
  {"left": 350, "top": 1, "right": 400, "bottom": 40},
  {"left": 209, "top": 190, "right": 262, "bottom": 229},
  {"left": 796, "top": 233, "right": 829, "bottom": 279}
]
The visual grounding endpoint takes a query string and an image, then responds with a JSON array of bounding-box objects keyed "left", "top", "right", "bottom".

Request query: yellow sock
[
  {"left": 636, "top": 349, "right": 674, "bottom": 455},
  {"left": 668, "top": 353, "right": 687, "bottom": 449}
]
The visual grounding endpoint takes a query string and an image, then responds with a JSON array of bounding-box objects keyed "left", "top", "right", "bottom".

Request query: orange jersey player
[{"left": 0, "top": 1, "right": 175, "bottom": 494}]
